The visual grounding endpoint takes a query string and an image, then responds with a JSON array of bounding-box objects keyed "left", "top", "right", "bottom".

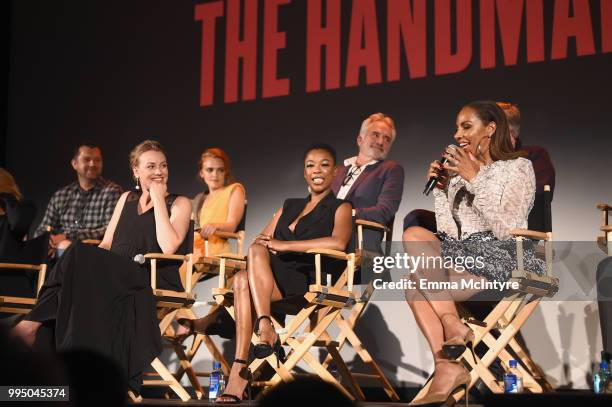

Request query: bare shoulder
[
  {"left": 172, "top": 195, "right": 192, "bottom": 212},
  {"left": 116, "top": 191, "right": 131, "bottom": 205},
  {"left": 335, "top": 201, "right": 353, "bottom": 219}
]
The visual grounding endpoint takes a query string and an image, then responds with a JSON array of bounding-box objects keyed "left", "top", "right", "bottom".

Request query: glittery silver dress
[{"left": 433, "top": 157, "right": 546, "bottom": 282}]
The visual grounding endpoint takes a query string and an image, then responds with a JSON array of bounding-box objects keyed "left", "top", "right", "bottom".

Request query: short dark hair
[
  {"left": 303, "top": 143, "right": 337, "bottom": 165},
  {"left": 73, "top": 141, "right": 101, "bottom": 159}
]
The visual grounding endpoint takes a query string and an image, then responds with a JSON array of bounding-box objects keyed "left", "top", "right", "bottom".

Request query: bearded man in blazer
[{"left": 332, "top": 113, "right": 404, "bottom": 252}]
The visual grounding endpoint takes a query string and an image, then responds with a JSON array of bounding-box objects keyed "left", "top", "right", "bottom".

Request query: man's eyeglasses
[{"left": 341, "top": 165, "right": 362, "bottom": 187}]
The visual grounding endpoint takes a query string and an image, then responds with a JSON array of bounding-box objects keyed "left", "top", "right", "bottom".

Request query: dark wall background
[{"left": 6, "top": 0, "right": 612, "bottom": 241}]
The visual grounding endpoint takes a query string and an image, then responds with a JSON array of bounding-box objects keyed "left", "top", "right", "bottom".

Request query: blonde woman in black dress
[{"left": 11, "top": 140, "right": 191, "bottom": 393}]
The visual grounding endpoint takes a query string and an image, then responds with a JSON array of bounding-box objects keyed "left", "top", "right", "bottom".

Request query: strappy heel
[
  {"left": 253, "top": 316, "right": 286, "bottom": 366},
  {"left": 409, "top": 359, "right": 471, "bottom": 406},
  {"left": 440, "top": 313, "right": 476, "bottom": 360},
  {"left": 216, "top": 358, "right": 252, "bottom": 404}
]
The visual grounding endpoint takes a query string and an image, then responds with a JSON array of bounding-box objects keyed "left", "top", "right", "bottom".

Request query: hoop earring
[{"left": 135, "top": 177, "right": 141, "bottom": 191}]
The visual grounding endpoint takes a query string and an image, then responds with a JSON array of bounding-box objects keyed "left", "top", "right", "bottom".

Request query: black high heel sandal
[
  {"left": 216, "top": 358, "right": 252, "bottom": 404},
  {"left": 253, "top": 316, "right": 286, "bottom": 366},
  {"left": 171, "top": 319, "right": 195, "bottom": 345}
]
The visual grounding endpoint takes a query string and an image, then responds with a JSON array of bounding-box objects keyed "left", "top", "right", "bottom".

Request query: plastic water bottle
[
  {"left": 209, "top": 361, "right": 223, "bottom": 401},
  {"left": 503, "top": 360, "right": 523, "bottom": 393},
  {"left": 594, "top": 361, "right": 609, "bottom": 394},
  {"left": 218, "top": 369, "right": 226, "bottom": 396}
]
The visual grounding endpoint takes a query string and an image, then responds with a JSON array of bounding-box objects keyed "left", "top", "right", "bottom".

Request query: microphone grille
[{"left": 133, "top": 254, "right": 145, "bottom": 264}]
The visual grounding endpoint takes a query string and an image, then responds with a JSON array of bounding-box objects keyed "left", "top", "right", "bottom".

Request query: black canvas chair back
[
  {"left": 0, "top": 233, "right": 48, "bottom": 299},
  {"left": 270, "top": 210, "right": 357, "bottom": 316},
  {"left": 528, "top": 188, "right": 552, "bottom": 233},
  {"left": 237, "top": 201, "right": 247, "bottom": 233}
]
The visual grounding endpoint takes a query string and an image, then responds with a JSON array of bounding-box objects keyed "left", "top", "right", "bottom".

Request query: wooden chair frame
[
  {"left": 163, "top": 229, "right": 247, "bottom": 399},
  {"left": 0, "top": 232, "right": 50, "bottom": 315},
  {"left": 135, "top": 252, "right": 196, "bottom": 402},
  {"left": 212, "top": 248, "right": 360, "bottom": 399},
  {"left": 315, "top": 217, "right": 399, "bottom": 401},
  {"left": 413, "top": 185, "right": 559, "bottom": 403},
  {"left": 596, "top": 202, "right": 612, "bottom": 255},
  {"left": 0, "top": 263, "right": 47, "bottom": 314},
  {"left": 210, "top": 214, "right": 399, "bottom": 401}
]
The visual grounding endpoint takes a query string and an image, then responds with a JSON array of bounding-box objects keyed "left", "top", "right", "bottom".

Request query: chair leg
[
  {"left": 326, "top": 344, "right": 366, "bottom": 401},
  {"left": 266, "top": 309, "right": 353, "bottom": 399},
  {"left": 336, "top": 315, "right": 400, "bottom": 401},
  {"left": 456, "top": 299, "right": 541, "bottom": 399},
  {"left": 322, "top": 298, "right": 368, "bottom": 368},
  {"left": 127, "top": 390, "right": 143, "bottom": 403},
  {"left": 150, "top": 358, "right": 191, "bottom": 401},
  {"left": 172, "top": 341, "right": 205, "bottom": 400},
  {"left": 507, "top": 337, "right": 554, "bottom": 391},
  {"left": 284, "top": 336, "right": 357, "bottom": 400}
]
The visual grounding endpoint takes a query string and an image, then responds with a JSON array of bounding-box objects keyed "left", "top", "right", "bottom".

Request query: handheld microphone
[
  {"left": 133, "top": 254, "right": 146, "bottom": 264},
  {"left": 423, "top": 145, "right": 457, "bottom": 196}
]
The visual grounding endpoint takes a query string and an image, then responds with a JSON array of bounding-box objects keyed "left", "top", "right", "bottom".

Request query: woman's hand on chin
[{"left": 149, "top": 181, "right": 167, "bottom": 204}]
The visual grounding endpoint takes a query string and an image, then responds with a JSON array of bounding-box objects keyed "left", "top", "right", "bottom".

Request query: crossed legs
[
  {"left": 402, "top": 226, "right": 482, "bottom": 402},
  {"left": 219, "top": 243, "right": 283, "bottom": 401}
]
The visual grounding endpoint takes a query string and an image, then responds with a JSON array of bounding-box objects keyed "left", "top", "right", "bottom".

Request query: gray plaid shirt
[{"left": 34, "top": 178, "right": 123, "bottom": 240}]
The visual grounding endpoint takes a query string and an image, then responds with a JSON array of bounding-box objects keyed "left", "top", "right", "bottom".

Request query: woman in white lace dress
[{"left": 404, "top": 100, "right": 545, "bottom": 406}]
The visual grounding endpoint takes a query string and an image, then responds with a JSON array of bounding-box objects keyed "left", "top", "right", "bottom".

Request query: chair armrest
[
  {"left": 0, "top": 263, "right": 48, "bottom": 295},
  {"left": 144, "top": 253, "right": 193, "bottom": 293},
  {"left": 306, "top": 248, "right": 351, "bottom": 260},
  {"left": 214, "top": 231, "right": 241, "bottom": 240},
  {"left": 214, "top": 252, "right": 246, "bottom": 261},
  {"left": 510, "top": 229, "right": 551, "bottom": 241},
  {"left": 597, "top": 203, "right": 612, "bottom": 211},
  {"left": 306, "top": 249, "right": 356, "bottom": 293},
  {"left": 0, "top": 263, "right": 43, "bottom": 271},
  {"left": 355, "top": 219, "right": 389, "bottom": 232},
  {"left": 144, "top": 253, "right": 190, "bottom": 261},
  {"left": 602, "top": 225, "right": 612, "bottom": 232}
]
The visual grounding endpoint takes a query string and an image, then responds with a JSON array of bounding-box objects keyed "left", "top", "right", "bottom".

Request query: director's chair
[
  {"left": 413, "top": 185, "right": 559, "bottom": 404},
  {"left": 0, "top": 233, "right": 49, "bottom": 316},
  {"left": 163, "top": 206, "right": 248, "bottom": 398},
  {"left": 211, "top": 212, "right": 399, "bottom": 401}
]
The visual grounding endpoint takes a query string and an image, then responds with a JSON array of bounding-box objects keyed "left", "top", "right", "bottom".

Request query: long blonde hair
[{"left": 0, "top": 168, "right": 23, "bottom": 215}]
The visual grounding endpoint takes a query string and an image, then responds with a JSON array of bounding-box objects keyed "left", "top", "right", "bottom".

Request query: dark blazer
[{"left": 332, "top": 160, "right": 404, "bottom": 250}]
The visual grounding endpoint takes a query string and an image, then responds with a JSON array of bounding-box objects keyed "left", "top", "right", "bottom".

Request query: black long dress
[
  {"left": 25, "top": 191, "right": 184, "bottom": 390},
  {"left": 269, "top": 192, "right": 351, "bottom": 298}
]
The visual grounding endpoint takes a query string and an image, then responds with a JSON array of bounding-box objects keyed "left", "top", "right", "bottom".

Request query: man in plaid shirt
[{"left": 34, "top": 141, "right": 122, "bottom": 255}]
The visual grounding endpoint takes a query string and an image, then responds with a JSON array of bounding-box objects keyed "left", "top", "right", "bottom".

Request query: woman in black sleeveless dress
[
  {"left": 11, "top": 140, "right": 192, "bottom": 392},
  {"left": 211, "top": 144, "right": 353, "bottom": 403}
]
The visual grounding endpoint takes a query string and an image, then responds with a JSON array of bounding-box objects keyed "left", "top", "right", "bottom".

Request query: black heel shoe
[
  {"left": 172, "top": 318, "right": 195, "bottom": 344},
  {"left": 253, "top": 316, "right": 286, "bottom": 366},
  {"left": 216, "top": 358, "right": 252, "bottom": 404}
]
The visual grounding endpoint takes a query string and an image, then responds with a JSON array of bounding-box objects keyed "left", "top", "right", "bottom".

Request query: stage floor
[
  {"left": 129, "top": 392, "right": 612, "bottom": 406},
  {"left": 129, "top": 401, "right": 471, "bottom": 406}
]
